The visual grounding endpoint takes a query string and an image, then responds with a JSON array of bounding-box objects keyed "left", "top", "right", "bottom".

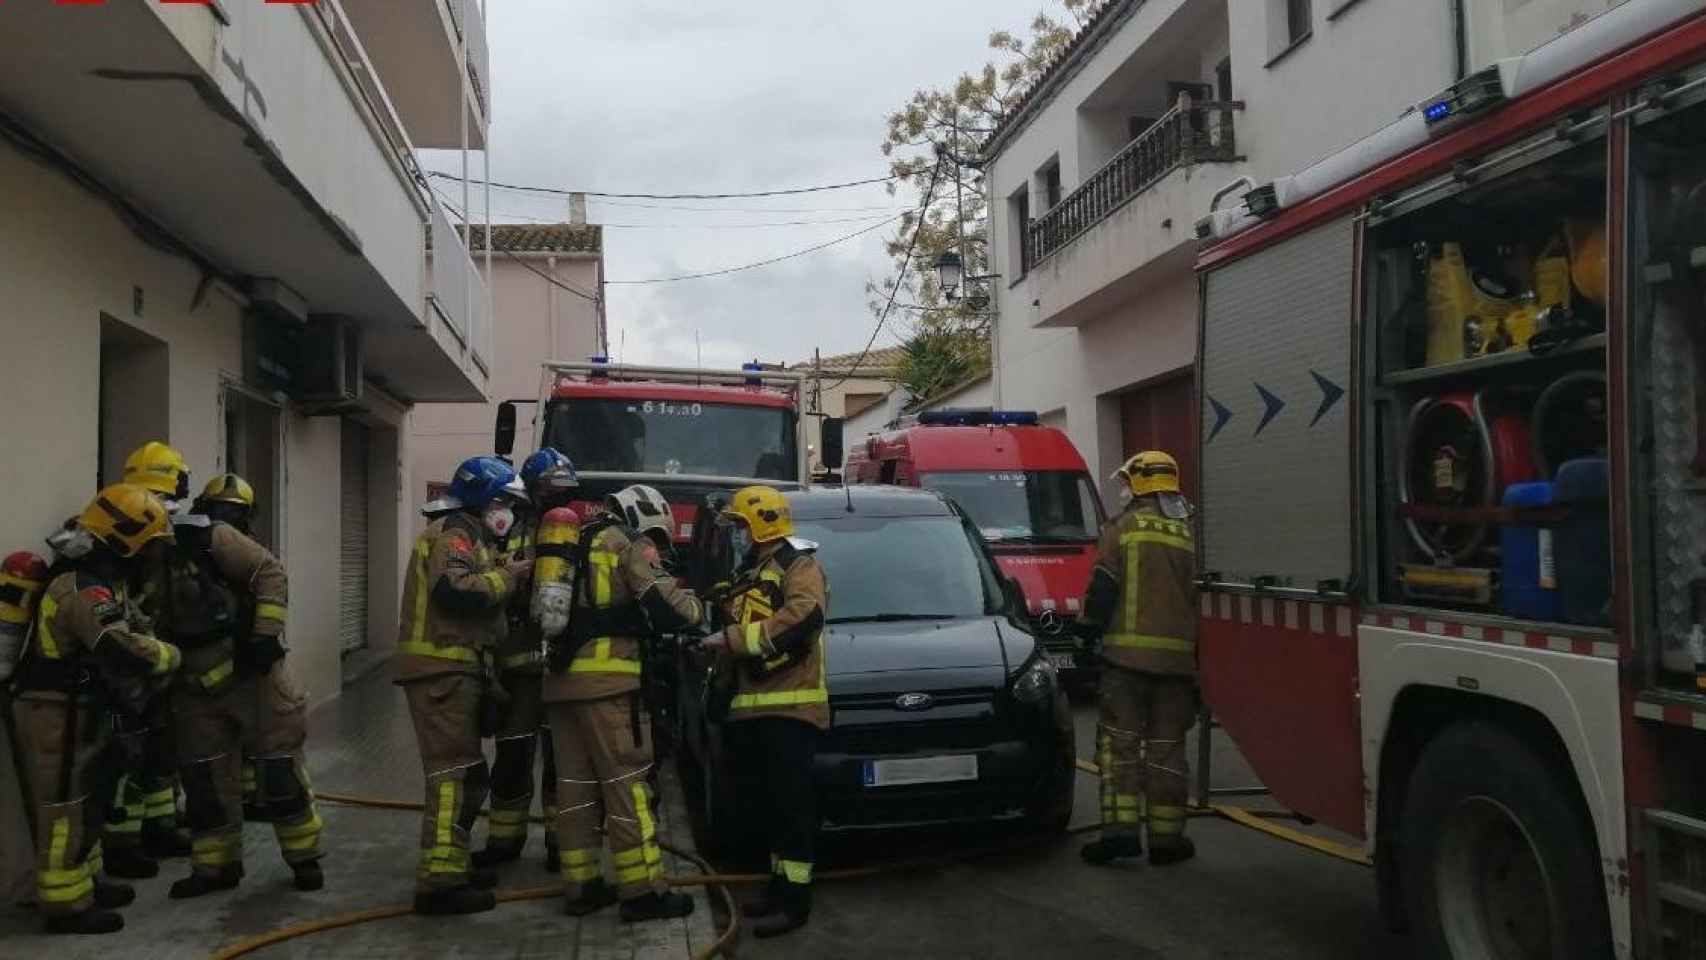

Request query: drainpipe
[{"left": 1451, "top": 0, "right": 1468, "bottom": 81}]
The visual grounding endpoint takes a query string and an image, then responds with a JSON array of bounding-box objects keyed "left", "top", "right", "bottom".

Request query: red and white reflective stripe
[
  {"left": 1199, "top": 593, "right": 1354, "bottom": 639},
  {"left": 1633, "top": 699, "right": 1706, "bottom": 730},
  {"left": 1359, "top": 611, "right": 1619, "bottom": 660}
]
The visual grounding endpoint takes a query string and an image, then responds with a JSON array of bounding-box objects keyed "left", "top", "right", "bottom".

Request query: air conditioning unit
[{"left": 296, "top": 315, "right": 363, "bottom": 412}]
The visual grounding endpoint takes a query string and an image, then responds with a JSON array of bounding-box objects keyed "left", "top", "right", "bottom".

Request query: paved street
[{"left": 715, "top": 699, "right": 1405, "bottom": 960}]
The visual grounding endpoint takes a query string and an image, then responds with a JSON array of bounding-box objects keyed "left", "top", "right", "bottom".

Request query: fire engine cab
[
  {"left": 845, "top": 409, "right": 1106, "bottom": 683},
  {"left": 1191, "top": 2, "right": 1706, "bottom": 956}
]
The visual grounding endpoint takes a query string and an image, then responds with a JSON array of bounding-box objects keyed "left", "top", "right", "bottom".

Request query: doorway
[
  {"left": 99, "top": 314, "right": 169, "bottom": 490},
  {"left": 222, "top": 384, "right": 283, "bottom": 552},
  {"left": 1119, "top": 372, "right": 1197, "bottom": 498},
  {"left": 339, "top": 420, "right": 371, "bottom": 655}
]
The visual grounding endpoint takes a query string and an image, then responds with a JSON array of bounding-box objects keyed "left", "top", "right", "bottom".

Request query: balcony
[
  {"left": 1021, "top": 98, "right": 1247, "bottom": 329},
  {"left": 428, "top": 198, "right": 492, "bottom": 377},
  {"left": 342, "top": 0, "right": 490, "bottom": 149},
  {"left": 1028, "top": 99, "right": 1241, "bottom": 267},
  {"left": 0, "top": 0, "right": 486, "bottom": 401}
]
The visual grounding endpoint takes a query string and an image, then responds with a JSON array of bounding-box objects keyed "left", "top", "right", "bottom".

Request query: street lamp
[{"left": 934, "top": 250, "right": 964, "bottom": 298}]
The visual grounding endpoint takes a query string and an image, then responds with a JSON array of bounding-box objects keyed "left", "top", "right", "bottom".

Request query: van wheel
[{"left": 1398, "top": 722, "right": 1611, "bottom": 960}]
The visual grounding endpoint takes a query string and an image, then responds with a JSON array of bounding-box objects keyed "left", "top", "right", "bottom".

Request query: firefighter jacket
[
  {"left": 394, "top": 512, "right": 520, "bottom": 683},
  {"left": 719, "top": 539, "right": 829, "bottom": 730},
  {"left": 141, "top": 517, "right": 288, "bottom": 696},
  {"left": 1081, "top": 499, "right": 1198, "bottom": 677},
  {"left": 14, "top": 569, "right": 180, "bottom": 714},
  {"left": 496, "top": 517, "right": 542, "bottom": 675},
  {"left": 544, "top": 522, "right": 703, "bottom": 704}
]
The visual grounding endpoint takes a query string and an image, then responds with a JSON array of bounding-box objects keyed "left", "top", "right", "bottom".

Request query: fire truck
[
  {"left": 843, "top": 409, "right": 1106, "bottom": 686},
  {"left": 1192, "top": 2, "right": 1706, "bottom": 956},
  {"left": 495, "top": 359, "right": 821, "bottom": 542}
]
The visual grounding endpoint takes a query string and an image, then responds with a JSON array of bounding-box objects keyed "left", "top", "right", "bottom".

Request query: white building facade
[{"left": 985, "top": 0, "right": 1631, "bottom": 503}]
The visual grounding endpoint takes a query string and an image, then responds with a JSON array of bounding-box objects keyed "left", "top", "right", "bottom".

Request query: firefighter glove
[{"left": 244, "top": 634, "right": 287, "bottom": 673}]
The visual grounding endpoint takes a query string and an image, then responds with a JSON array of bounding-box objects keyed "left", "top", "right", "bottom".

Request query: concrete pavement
[{"left": 0, "top": 668, "right": 718, "bottom": 959}]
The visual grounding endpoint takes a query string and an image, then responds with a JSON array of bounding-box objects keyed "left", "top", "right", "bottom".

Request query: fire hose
[{"left": 209, "top": 765, "right": 1367, "bottom": 959}]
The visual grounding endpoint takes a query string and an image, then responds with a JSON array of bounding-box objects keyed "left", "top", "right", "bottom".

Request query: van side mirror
[
  {"left": 821, "top": 417, "right": 845, "bottom": 470},
  {"left": 494, "top": 401, "right": 517, "bottom": 458}
]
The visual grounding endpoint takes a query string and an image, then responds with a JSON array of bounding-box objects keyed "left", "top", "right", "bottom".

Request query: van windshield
[
  {"left": 918, "top": 471, "right": 1103, "bottom": 543},
  {"left": 793, "top": 514, "right": 1005, "bottom": 622}
]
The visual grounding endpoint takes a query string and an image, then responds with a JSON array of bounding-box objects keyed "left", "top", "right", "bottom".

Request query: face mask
[{"left": 484, "top": 505, "right": 516, "bottom": 538}]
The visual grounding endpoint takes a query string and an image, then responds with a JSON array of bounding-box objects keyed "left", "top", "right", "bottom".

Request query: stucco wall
[{"left": 411, "top": 253, "right": 602, "bottom": 511}]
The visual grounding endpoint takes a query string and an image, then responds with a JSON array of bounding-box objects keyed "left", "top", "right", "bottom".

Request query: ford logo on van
[{"left": 894, "top": 692, "right": 934, "bottom": 711}]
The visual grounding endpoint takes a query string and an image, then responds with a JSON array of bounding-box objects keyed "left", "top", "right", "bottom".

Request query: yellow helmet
[
  {"left": 199, "top": 473, "right": 255, "bottom": 508},
  {"left": 1115, "top": 450, "right": 1181, "bottom": 497},
  {"left": 722, "top": 485, "right": 793, "bottom": 544},
  {"left": 79, "top": 484, "right": 174, "bottom": 558},
  {"left": 123, "top": 442, "right": 190, "bottom": 500}
]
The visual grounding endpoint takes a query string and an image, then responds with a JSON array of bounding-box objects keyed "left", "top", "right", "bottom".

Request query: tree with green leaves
[{"left": 875, "top": 0, "right": 1095, "bottom": 403}]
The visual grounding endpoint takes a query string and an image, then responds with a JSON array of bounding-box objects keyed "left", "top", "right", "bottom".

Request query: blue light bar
[
  {"left": 1424, "top": 100, "right": 1453, "bottom": 122},
  {"left": 917, "top": 408, "right": 1040, "bottom": 427},
  {"left": 589, "top": 355, "right": 608, "bottom": 364}
]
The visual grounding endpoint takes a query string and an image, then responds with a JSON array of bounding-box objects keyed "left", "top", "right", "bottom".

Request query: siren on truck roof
[{"left": 917, "top": 409, "right": 1040, "bottom": 427}]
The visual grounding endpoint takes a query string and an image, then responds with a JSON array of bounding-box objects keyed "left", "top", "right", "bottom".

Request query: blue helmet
[
  {"left": 448, "top": 456, "right": 518, "bottom": 510},
  {"left": 521, "top": 448, "right": 571, "bottom": 485}
]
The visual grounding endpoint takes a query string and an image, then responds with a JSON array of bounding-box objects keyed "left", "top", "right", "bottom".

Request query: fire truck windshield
[
  {"left": 542, "top": 397, "right": 797, "bottom": 480},
  {"left": 920, "top": 471, "right": 1102, "bottom": 543}
]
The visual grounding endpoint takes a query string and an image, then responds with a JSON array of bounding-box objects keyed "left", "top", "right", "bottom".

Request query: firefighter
[
  {"left": 12, "top": 485, "right": 182, "bottom": 934},
  {"left": 158, "top": 473, "right": 323, "bottom": 899},
  {"left": 701, "top": 483, "right": 829, "bottom": 939},
  {"left": 475, "top": 448, "right": 576, "bottom": 872},
  {"left": 395, "top": 456, "right": 532, "bottom": 916},
  {"left": 1075, "top": 450, "right": 1200, "bottom": 867},
  {"left": 97, "top": 442, "right": 194, "bottom": 879},
  {"left": 544, "top": 483, "right": 702, "bottom": 921}
]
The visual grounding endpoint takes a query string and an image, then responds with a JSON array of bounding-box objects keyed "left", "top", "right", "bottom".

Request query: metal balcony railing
[
  {"left": 1026, "top": 99, "right": 1243, "bottom": 269},
  {"left": 445, "top": 0, "right": 490, "bottom": 117}
]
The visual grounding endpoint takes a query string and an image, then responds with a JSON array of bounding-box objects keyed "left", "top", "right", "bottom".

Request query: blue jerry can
[
  {"left": 1501, "top": 481, "right": 1561, "bottom": 622},
  {"left": 1554, "top": 457, "right": 1612, "bottom": 627}
]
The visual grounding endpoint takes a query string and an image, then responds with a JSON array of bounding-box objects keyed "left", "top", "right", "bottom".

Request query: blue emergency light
[
  {"left": 1421, "top": 65, "right": 1507, "bottom": 128},
  {"left": 588, "top": 355, "right": 609, "bottom": 379},
  {"left": 918, "top": 408, "right": 1040, "bottom": 427},
  {"left": 742, "top": 361, "right": 763, "bottom": 386}
]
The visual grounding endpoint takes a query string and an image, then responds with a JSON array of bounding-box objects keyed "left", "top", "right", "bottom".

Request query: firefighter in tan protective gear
[
  {"left": 1075, "top": 450, "right": 1200, "bottom": 867},
  {"left": 701, "top": 483, "right": 829, "bottom": 940},
  {"left": 12, "top": 485, "right": 182, "bottom": 935},
  {"left": 153, "top": 472, "right": 324, "bottom": 899},
  {"left": 395, "top": 456, "right": 532, "bottom": 915},
  {"left": 543, "top": 483, "right": 703, "bottom": 922}
]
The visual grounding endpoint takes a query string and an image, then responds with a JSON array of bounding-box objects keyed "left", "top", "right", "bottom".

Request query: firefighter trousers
[
  {"left": 13, "top": 697, "right": 112, "bottom": 917},
  {"left": 104, "top": 697, "right": 178, "bottom": 852},
  {"left": 487, "top": 674, "right": 556, "bottom": 852},
  {"left": 174, "top": 660, "right": 322, "bottom": 878},
  {"left": 728, "top": 716, "right": 819, "bottom": 891},
  {"left": 1097, "top": 666, "right": 1197, "bottom": 845},
  {"left": 547, "top": 694, "right": 664, "bottom": 902},
  {"left": 403, "top": 672, "right": 488, "bottom": 893}
]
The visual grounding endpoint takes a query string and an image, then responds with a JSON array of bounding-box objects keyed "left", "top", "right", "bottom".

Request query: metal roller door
[
  {"left": 1199, "top": 217, "right": 1355, "bottom": 589},
  {"left": 339, "top": 421, "right": 370, "bottom": 653}
]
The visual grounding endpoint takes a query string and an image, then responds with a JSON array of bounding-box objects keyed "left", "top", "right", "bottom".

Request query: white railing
[
  {"left": 429, "top": 197, "right": 473, "bottom": 344},
  {"left": 307, "top": 0, "right": 431, "bottom": 216},
  {"left": 445, "top": 0, "right": 490, "bottom": 117}
]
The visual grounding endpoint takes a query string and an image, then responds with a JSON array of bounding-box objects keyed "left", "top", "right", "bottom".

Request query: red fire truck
[
  {"left": 1192, "top": 3, "right": 1706, "bottom": 956},
  {"left": 496, "top": 359, "right": 815, "bottom": 542},
  {"left": 843, "top": 409, "right": 1106, "bottom": 684}
]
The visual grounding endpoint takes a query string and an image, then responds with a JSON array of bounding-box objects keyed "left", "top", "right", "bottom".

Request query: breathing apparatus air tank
[
  {"left": 0, "top": 551, "right": 50, "bottom": 683},
  {"left": 532, "top": 506, "right": 581, "bottom": 641}
]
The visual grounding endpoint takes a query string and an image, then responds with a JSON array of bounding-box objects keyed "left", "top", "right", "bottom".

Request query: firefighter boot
[
  {"left": 741, "top": 875, "right": 784, "bottom": 919},
  {"left": 169, "top": 864, "right": 243, "bottom": 899},
  {"left": 102, "top": 846, "right": 159, "bottom": 880},
  {"left": 471, "top": 841, "right": 522, "bottom": 870},
  {"left": 470, "top": 867, "right": 499, "bottom": 890},
  {"left": 142, "top": 821, "right": 191, "bottom": 859},
  {"left": 44, "top": 910, "right": 125, "bottom": 936},
  {"left": 562, "top": 878, "right": 619, "bottom": 917},
  {"left": 1149, "top": 836, "right": 1196, "bottom": 867},
  {"left": 413, "top": 885, "right": 497, "bottom": 916},
  {"left": 542, "top": 834, "right": 560, "bottom": 874},
  {"left": 292, "top": 860, "right": 325, "bottom": 892},
  {"left": 1080, "top": 834, "right": 1143, "bottom": 866},
  {"left": 620, "top": 890, "right": 696, "bottom": 923},
  {"left": 752, "top": 882, "right": 811, "bottom": 939},
  {"left": 93, "top": 881, "right": 136, "bottom": 909}
]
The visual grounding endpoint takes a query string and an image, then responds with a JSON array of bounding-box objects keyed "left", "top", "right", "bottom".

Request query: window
[
  {"left": 1042, "top": 162, "right": 1062, "bottom": 210},
  {"left": 1007, "top": 185, "right": 1031, "bottom": 278},
  {"left": 542, "top": 398, "right": 797, "bottom": 480},
  {"left": 1268, "top": 0, "right": 1313, "bottom": 63},
  {"left": 1216, "top": 58, "right": 1233, "bottom": 102},
  {"left": 1286, "top": 0, "right": 1312, "bottom": 43},
  {"left": 919, "top": 471, "right": 1104, "bottom": 543}
]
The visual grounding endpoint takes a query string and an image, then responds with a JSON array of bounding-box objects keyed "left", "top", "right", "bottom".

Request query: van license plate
[{"left": 862, "top": 755, "right": 978, "bottom": 788}]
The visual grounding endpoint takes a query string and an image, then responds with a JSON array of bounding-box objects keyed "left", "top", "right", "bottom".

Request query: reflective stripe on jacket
[
  {"left": 722, "top": 544, "right": 829, "bottom": 730},
  {"left": 393, "top": 512, "right": 514, "bottom": 683},
  {"left": 15, "top": 571, "right": 180, "bottom": 711},
  {"left": 496, "top": 518, "right": 543, "bottom": 674},
  {"left": 1088, "top": 501, "right": 1198, "bottom": 677}
]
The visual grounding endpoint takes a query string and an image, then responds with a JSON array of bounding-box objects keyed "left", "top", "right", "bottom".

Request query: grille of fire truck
[{"left": 1647, "top": 809, "right": 1706, "bottom": 958}]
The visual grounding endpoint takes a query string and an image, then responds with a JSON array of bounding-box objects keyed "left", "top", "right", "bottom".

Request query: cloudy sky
[{"left": 426, "top": 0, "right": 1049, "bottom": 370}]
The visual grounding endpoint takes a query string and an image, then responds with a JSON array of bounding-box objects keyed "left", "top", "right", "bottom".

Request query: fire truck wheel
[{"left": 1398, "top": 721, "right": 1611, "bottom": 960}]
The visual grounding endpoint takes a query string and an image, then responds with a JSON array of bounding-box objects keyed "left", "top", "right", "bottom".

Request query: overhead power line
[
  {"left": 590, "top": 199, "right": 911, "bottom": 214},
  {"left": 426, "top": 169, "right": 896, "bottom": 200},
  {"left": 604, "top": 213, "right": 904, "bottom": 285},
  {"left": 472, "top": 207, "right": 899, "bottom": 230},
  {"left": 433, "top": 188, "right": 601, "bottom": 304}
]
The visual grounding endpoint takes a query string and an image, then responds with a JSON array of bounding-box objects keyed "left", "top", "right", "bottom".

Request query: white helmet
[{"left": 606, "top": 484, "right": 673, "bottom": 543}]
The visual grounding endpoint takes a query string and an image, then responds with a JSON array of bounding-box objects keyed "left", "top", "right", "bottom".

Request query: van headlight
[{"left": 1011, "top": 655, "right": 1056, "bottom": 705}]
